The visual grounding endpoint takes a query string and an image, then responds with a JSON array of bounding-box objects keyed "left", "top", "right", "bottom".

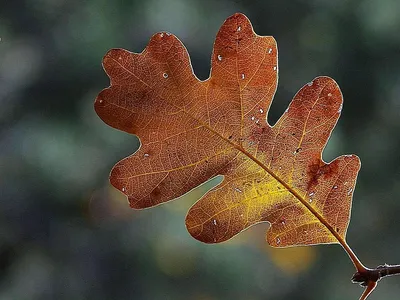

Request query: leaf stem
[{"left": 341, "top": 240, "right": 368, "bottom": 272}]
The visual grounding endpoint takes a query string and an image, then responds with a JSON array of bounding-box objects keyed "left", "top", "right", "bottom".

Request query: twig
[{"left": 352, "top": 264, "right": 400, "bottom": 286}]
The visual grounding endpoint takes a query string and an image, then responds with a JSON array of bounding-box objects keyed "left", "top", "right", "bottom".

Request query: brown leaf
[{"left": 95, "top": 13, "right": 360, "bottom": 247}]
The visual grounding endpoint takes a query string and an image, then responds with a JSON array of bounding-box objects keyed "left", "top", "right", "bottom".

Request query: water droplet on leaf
[
  {"left": 309, "top": 192, "right": 315, "bottom": 203},
  {"left": 234, "top": 187, "right": 242, "bottom": 193},
  {"left": 293, "top": 147, "right": 302, "bottom": 155}
]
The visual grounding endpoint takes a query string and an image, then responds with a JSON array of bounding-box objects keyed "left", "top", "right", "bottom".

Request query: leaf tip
[{"left": 224, "top": 12, "right": 253, "bottom": 33}]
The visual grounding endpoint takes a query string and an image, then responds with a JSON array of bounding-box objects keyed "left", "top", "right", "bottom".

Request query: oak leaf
[{"left": 94, "top": 13, "right": 360, "bottom": 248}]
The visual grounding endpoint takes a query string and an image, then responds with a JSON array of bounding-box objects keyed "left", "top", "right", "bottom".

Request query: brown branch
[
  {"left": 352, "top": 264, "right": 400, "bottom": 286},
  {"left": 359, "top": 281, "right": 377, "bottom": 300}
]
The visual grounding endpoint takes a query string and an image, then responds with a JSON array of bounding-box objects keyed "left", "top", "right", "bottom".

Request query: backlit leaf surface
[{"left": 95, "top": 13, "right": 360, "bottom": 247}]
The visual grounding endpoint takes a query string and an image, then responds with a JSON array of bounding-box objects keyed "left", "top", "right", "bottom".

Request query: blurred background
[{"left": 1, "top": 0, "right": 400, "bottom": 299}]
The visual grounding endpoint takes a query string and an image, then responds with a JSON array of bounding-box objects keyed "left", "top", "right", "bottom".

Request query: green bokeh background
[{"left": 1, "top": 0, "right": 400, "bottom": 299}]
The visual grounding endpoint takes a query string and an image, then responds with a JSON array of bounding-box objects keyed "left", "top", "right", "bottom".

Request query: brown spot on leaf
[
  {"left": 150, "top": 186, "right": 162, "bottom": 201},
  {"left": 307, "top": 159, "right": 339, "bottom": 190}
]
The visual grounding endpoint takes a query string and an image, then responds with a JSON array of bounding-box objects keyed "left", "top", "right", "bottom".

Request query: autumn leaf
[
  {"left": 94, "top": 12, "right": 361, "bottom": 250},
  {"left": 94, "top": 13, "right": 400, "bottom": 300}
]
